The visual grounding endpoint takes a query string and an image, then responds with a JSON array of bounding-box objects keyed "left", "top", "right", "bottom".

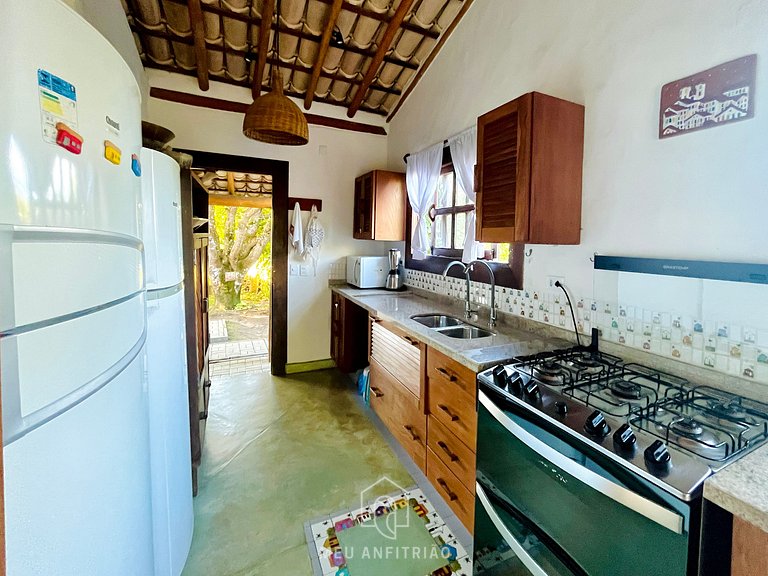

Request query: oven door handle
[
  {"left": 479, "top": 391, "right": 685, "bottom": 535},
  {"left": 476, "top": 482, "right": 558, "bottom": 576}
]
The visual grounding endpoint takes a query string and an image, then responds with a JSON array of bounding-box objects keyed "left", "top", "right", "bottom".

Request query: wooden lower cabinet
[
  {"left": 427, "top": 416, "right": 476, "bottom": 491},
  {"left": 369, "top": 358, "right": 426, "bottom": 469},
  {"left": 731, "top": 516, "right": 768, "bottom": 576},
  {"left": 426, "top": 448, "right": 475, "bottom": 530},
  {"left": 362, "top": 318, "right": 479, "bottom": 533},
  {"left": 331, "top": 293, "right": 369, "bottom": 373}
]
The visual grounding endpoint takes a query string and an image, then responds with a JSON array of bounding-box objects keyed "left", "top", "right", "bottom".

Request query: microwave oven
[{"left": 346, "top": 256, "right": 389, "bottom": 288}]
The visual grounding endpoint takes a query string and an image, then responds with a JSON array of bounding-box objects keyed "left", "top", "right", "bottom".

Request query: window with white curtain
[{"left": 413, "top": 149, "right": 509, "bottom": 263}]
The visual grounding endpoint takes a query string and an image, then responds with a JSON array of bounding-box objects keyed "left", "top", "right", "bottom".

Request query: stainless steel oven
[{"left": 474, "top": 386, "right": 700, "bottom": 576}]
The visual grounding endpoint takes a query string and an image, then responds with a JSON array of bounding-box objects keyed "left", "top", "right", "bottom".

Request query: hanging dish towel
[
  {"left": 290, "top": 201, "right": 304, "bottom": 255},
  {"left": 304, "top": 204, "right": 325, "bottom": 276}
]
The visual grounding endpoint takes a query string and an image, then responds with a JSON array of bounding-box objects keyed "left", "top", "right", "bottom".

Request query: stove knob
[
  {"left": 584, "top": 410, "right": 610, "bottom": 437},
  {"left": 523, "top": 380, "right": 540, "bottom": 401},
  {"left": 644, "top": 440, "right": 672, "bottom": 473},
  {"left": 492, "top": 365, "right": 507, "bottom": 388},
  {"left": 507, "top": 374, "right": 524, "bottom": 396},
  {"left": 555, "top": 401, "right": 568, "bottom": 417},
  {"left": 613, "top": 423, "right": 637, "bottom": 452}
]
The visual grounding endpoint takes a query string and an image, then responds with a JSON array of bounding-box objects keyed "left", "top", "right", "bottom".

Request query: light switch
[
  {"left": 289, "top": 264, "right": 298, "bottom": 276},
  {"left": 299, "top": 265, "right": 310, "bottom": 277}
]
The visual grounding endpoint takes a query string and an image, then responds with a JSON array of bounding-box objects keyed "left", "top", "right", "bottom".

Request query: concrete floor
[{"left": 181, "top": 369, "right": 414, "bottom": 576}]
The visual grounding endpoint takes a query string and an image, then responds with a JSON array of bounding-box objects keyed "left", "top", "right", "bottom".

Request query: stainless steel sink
[
  {"left": 438, "top": 325, "right": 495, "bottom": 339},
  {"left": 410, "top": 314, "right": 464, "bottom": 328}
]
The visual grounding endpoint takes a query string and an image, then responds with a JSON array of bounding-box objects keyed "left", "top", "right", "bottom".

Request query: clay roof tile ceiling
[{"left": 122, "top": 0, "right": 474, "bottom": 119}]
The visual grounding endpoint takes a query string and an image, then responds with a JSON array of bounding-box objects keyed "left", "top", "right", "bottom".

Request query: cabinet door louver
[{"left": 476, "top": 94, "right": 531, "bottom": 243}]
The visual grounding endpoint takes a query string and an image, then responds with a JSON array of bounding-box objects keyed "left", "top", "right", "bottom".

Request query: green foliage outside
[{"left": 208, "top": 205, "right": 272, "bottom": 311}]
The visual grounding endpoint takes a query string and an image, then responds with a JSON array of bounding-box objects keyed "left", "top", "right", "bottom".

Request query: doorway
[
  {"left": 182, "top": 150, "right": 288, "bottom": 376},
  {"left": 203, "top": 173, "right": 272, "bottom": 375}
]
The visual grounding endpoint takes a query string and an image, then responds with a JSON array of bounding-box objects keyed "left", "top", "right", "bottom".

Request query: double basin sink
[{"left": 410, "top": 314, "right": 494, "bottom": 339}]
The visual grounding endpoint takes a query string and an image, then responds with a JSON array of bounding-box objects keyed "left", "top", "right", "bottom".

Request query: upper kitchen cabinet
[
  {"left": 476, "top": 92, "right": 585, "bottom": 245},
  {"left": 353, "top": 170, "right": 406, "bottom": 241}
]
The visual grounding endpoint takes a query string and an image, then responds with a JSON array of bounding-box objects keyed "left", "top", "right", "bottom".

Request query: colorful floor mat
[{"left": 306, "top": 487, "right": 471, "bottom": 576}]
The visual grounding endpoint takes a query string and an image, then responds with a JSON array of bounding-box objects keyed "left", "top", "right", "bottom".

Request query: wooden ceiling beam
[
  {"left": 387, "top": 0, "right": 476, "bottom": 121},
  {"left": 149, "top": 87, "right": 388, "bottom": 135},
  {"left": 304, "top": 0, "right": 344, "bottom": 110},
  {"left": 187, "top": 0, "right": 209, "bottom": 91},
  {"left": 132, "top": 25, "right": 402, "bottom": 96},
  {"left": 347, "top": 0, "right": 416, "bottom": 118},
  {"left": 146, "top": 65, "right": 387, "bottom": 115},
  {"left": 209, "top": 195, "right": 272, "bottom": 209},
  {"left": 314, "top": 0, "right": 439, "bottom": 39},
  {"left": 253, "top": 0, "right": 275, "bottom": 98},
  {"left": 157, "top": 0, "right": 419, "bottom": 70}
]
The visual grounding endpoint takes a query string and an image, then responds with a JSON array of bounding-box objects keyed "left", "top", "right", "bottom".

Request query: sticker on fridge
[{"left": 38, "top": 69, "right": 79, "bottom": 144}]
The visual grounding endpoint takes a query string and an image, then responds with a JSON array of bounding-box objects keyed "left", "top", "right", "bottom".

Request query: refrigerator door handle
[{"left": 3, "top": 325, "right": 147, "bottom": 446}]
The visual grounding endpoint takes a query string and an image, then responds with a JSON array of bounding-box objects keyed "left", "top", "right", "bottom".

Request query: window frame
[{"left": 404, "top": 146, "right": 524, "bottom": 290}]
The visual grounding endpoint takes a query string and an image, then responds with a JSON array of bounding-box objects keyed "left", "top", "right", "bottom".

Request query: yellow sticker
[{"left": 104, "top": 140, "right": 121, "bottom": 165}]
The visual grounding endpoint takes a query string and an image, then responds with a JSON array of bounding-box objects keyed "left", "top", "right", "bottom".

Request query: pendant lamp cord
[{"left": 273, "top": 0, "right": 281, "bottom": 88}]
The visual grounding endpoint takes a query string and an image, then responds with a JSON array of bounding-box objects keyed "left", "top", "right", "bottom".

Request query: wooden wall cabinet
[
  {"left": 476, "top": 91, "right": 585, "bottom": 245},
  {"left": 353, "top": 170, "right": 406, "bottom": 241},
  {"left": 331, "top": 293, "right": 369, "bottom": 373}
]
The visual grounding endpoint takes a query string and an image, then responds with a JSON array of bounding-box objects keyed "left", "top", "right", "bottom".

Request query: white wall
[
  {"left": 145, "top": 71, "right": 395, "bottom": 364},
  {"left": 388, "top": 0, "right": 768, "bottom": 302},
  {"left": 61, "top": 0, "right": 148, "bottom": 103}
]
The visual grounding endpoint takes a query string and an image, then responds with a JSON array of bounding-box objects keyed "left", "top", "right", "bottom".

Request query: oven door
[{"left": 475, "top": 389, "right": 693, "bottom": 576}]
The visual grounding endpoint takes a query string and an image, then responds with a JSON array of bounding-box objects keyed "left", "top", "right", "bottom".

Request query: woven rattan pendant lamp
[{"left": 242, "top": 0, "right": 308, "bottom": 145}]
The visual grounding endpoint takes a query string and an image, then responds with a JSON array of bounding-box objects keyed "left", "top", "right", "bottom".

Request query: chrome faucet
[
  {"left": 442, "top": 260, "right": 497, "bottom": 327},
  {"left": 470, "top": 260, "right": 497, "bottom": 327}
]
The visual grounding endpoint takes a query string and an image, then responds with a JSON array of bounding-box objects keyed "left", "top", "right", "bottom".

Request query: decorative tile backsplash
[{"left": 404, "top": 269, "right": 768, "bottom": 384}]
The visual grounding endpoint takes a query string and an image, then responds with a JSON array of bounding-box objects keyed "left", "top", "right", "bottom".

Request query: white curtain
[
  {"left": 448, "top": 127, "right": 479, "bottom": 263},
  {"left": 406, "top": 142, "right": 443, "bottom": 259}
]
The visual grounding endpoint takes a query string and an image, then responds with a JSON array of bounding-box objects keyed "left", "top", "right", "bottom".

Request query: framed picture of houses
[{"left": 659, "top": 54, "right": 756, "bottom": 139}]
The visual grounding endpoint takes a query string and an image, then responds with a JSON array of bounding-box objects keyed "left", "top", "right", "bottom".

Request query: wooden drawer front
[
  {"left": 427, "top": 347, "right": 476, "bottom": 400},
  {"left": 369, "top": 359, "right": 426, "bottom": 470},
  {"left": 371, "top": 321, "right": 421, "bottom": 397},
  {"left": 427, "top": 416, "right": 476, "bottom": 492},
  {"left": 428, "top": 378, "right": 477, "bottom": 451},
  {"left": 427, "top": 448, "right": 474, "bottom": 532}
]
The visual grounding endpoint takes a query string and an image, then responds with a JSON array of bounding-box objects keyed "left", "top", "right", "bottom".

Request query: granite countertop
[
  {"left": 704, "top": 446, "right": 768, "bottom": 532},
  {"left": 332, "top": 285, "right": 568, "bottom": 372}
]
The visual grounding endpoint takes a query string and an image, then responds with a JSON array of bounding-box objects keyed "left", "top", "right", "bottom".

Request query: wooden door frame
[{"left": 179, "top": 149, "right": 289, "bottom": 376}]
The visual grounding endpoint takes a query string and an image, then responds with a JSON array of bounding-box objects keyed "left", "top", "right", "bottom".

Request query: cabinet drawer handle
[
  {"left": 436, "top": 367, "right": 457, "bottom": 382},
  {"left": 437, "top": 441, "right": 459, "bottom": 462},
  {"left": 438, "top": 404, "right": 459, "bottom": 422},
  {"left": 370, "top": 386, "right": 384, "bottom": 398},
  {"left": 403, "top": 335, "right": 420, "bottom": 347},
  {"left": 404, "top": 425, "right": 421, "bottom": 442},
  {"left": 437, "top": 478, "right": 458, "bottom": 502}
]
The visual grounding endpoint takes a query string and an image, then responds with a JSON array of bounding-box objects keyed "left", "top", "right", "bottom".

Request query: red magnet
[{"left": 55, "top": 122, "right": 83, "bottom": 155}]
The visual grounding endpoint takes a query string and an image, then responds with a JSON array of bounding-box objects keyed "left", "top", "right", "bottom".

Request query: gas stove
[{"left": 479, "top": 344, "right": 768, "bottom": 499}]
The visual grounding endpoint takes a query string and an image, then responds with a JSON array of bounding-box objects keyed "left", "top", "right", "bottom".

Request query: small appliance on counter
[
  {"left": 346, "top": 256, "right": 388, "bottom": 288},
  {"left": 385, "top": 248, "right": 405, "bottom": 291}
]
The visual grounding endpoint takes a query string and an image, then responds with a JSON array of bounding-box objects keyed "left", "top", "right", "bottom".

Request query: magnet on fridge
[
  {"left": 131, "top": 154, "right": 141, "bottom": 176},
  {"left": 104, "top": 140, "right": 121, "bottom": 165},
  {"left": 55, "top": 122, "right": 83, "bottom": 155}
]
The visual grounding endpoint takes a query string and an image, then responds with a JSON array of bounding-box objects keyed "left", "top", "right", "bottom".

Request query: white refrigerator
[
  {"left": 0, "top": 0, "right": 154, "bottom": 574},
  {"left": 141, "top": 147, "right": 194, "bottom": 576}
]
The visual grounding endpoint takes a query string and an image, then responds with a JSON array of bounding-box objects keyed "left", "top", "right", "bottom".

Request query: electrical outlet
[
  {"left": 547, "top": 275, "right": 565, "bottom": 289},
  {"left": 299, "top": 265, "right": 310, "bottom": 277},
  {"left": 289, "top": 264, "right": 299, "bottom": 276}
]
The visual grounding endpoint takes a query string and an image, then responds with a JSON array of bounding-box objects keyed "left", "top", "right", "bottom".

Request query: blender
[{"left": 385, "top": 248, "right": 405, "bottom": 290}]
